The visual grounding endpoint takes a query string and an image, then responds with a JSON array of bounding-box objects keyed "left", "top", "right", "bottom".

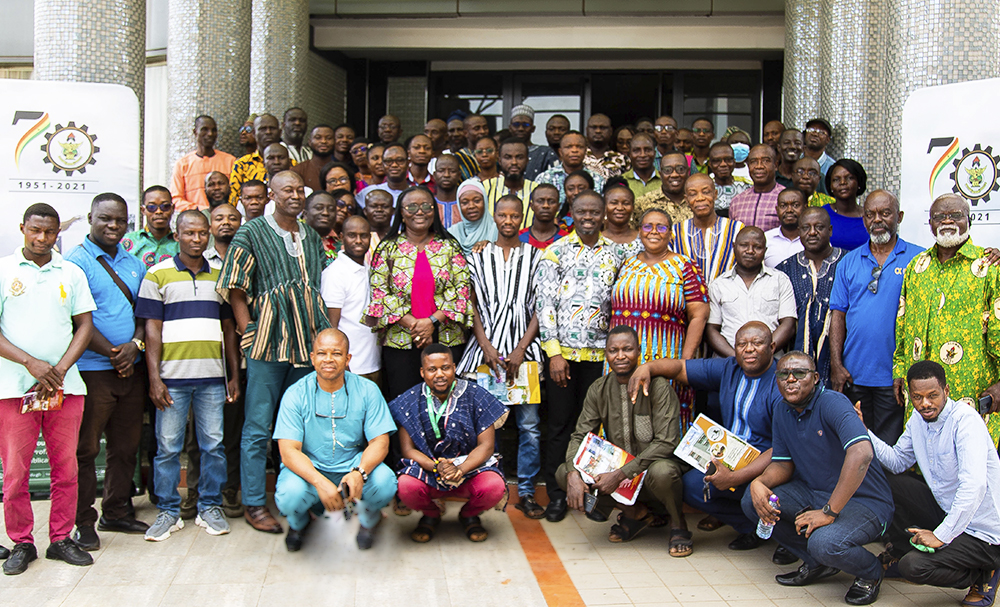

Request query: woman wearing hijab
[{"left": 448, "top": 179, "right": 498, "bottom": 255}]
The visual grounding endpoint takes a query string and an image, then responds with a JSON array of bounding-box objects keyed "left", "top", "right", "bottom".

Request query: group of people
[{"left": 1, "top": 104, "right": 999, "bottom": 607}]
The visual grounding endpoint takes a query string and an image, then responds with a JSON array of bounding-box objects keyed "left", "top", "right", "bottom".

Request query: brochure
[
  {"left": 674, "top": 413, "right": 760, "bottom": 474},
  {"left": 474, "top": 360, "right": 541, "bottom": 405},
  {"left": 572, "top": 432, "right": 646, "bottom": 506}
]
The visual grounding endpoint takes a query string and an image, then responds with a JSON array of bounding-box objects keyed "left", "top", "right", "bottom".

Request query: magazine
[
  {"left": 572, "top": 432, "right": 646, "bottom": 506},
  {"left": 473, "top": 361, "right": 541, "bottom": 405},
  {"left": 674, "top": 413, "right": 760, "bottom": 474}
]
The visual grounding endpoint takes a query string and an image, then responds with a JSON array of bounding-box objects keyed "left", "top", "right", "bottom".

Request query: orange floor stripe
[{"left": 507, "top": 487, "right": 585, "bottom": 607}]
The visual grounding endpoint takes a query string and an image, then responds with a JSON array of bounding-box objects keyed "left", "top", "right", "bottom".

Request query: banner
[
  {"left": 900, "top": 78, "right": 1000, "bottom": 248},
  {"left": 0, "top": 80, "right": 140, "bottom": 253}
]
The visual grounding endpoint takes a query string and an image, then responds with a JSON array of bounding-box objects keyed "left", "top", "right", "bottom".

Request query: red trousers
[
  {"left": 0, "top": 395, "right": 84, "bottom": 544},
  {"left": 397, "top": 471, "right": 506, "bottom": 518}
]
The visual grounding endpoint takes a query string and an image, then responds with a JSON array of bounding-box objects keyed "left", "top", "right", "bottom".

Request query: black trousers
[
  {"left": 847, "top": 384, "right": 903, "bottom": 446},
  {"left": 543, "top": 359, "right": 604, "bottom": 501},
  {"left": 888, "top": 472, "right": 1000, "bottom": 589}
]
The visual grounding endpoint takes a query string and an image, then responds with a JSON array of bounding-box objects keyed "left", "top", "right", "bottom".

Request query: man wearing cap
[
  {"left": 803, "top": 119, "right": 836, "bottom": 180},
  {"left": 509, "top": 105, "right": 558, "bottom": 181}
]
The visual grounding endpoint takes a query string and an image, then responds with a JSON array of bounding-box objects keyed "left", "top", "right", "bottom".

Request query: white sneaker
[
  {"left": 195, "top": 506, "right": 231, "bottom": 536},
  {"left": 145, "top": 511, "right": 184, "bottom": 541}
]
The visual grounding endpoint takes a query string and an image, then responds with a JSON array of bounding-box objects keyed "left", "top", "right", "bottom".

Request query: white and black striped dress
[{"left": 457, "top": 242, "right": 542, "bottom": 374}]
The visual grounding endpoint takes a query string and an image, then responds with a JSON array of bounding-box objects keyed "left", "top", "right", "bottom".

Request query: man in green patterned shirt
[{"left": 893, "top": 194, "right": 1000, "bottom": 445}]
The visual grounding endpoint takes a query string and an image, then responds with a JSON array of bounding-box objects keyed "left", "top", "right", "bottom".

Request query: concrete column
[
  {"left": 167, "top": 0, "right": 252, "bottom": 168},
  {"left": 782, "top": 0, "right": 822, "bottom": 130},
  {"left": 250, "top": 0, "right": 310, "bottom": 116}
]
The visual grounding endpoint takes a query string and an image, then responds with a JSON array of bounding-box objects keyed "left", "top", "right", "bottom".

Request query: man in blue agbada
[{"left": 273, "top": 329, "right": 397, "bottom": 551}]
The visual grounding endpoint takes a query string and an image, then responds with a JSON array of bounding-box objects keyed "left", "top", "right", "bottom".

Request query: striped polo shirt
[{"left": 135, "top": 255, "right": 232, "bottom": 386}]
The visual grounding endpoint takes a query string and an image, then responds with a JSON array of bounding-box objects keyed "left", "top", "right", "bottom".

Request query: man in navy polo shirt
[
  {"left": 829, "top": 190, "right": 921, "bottom": 444},
  {"left": 630, "top": 321, "right": 785, "bottom": 554},
  {"left": 66, "top": 193, "right": 150, "bottom": 551},
  {"left": 744, "top": 351, "right": 893, "bottom": 606}
]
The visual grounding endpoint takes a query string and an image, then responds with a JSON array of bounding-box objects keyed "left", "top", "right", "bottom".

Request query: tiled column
[
  {"left": 167, "top": 0, "right": 252, "bottom": 168},
  {"left": 782, "top": 0, "right": 822, "bottom": 130},
  {"left": 250, "top": 0, "right": 310, "bottom": 116}
]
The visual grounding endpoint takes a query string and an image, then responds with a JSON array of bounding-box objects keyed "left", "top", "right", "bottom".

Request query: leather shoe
[
  {"left": 728, "top": 532, "right": 762, "bottom": 551},
  {"left": 544, "top": 498, "right": 568, "bottom": 523},
  {"left": 72, "top": 526, "right": 101, "bottom": 551},
  {"left": 776, "top": 563, "right": 840, "bottom": 586},
  {"left": 845, "top": 576, "right": 882, "bottom": 605},
  {"left": 3, "top": 543, "right": 37, "bottom": 575},
  {"left": 245, "top": 505, "right": 283, "bottom": 534},
  {"left": 98, "top": 515, "right": 149, "bottom": 534},
  {"left": 0, "top": 545, "right": 9, "bottom": 559},
  {"left": 772, "top": 545, "right": 799, "bottom": 565},
  {"left": 285, "top": 522, "right": 309, "bottom": 552},
  {"left": 45, "top": 538, "right": 93, "bottom": 567}
]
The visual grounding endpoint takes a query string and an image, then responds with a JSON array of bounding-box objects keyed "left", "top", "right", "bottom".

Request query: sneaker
[
  {"left": 180, "top": 491, "right": 198, "bottom": 520},
  {"left": 195, "top": 506, "right": 231, "bottom": 536},
  {"left": 221, "top": 488, "right": 244, "bottom": 518},
  {"left": 145, "top": 511, "right": 184, "bottom": 542}
]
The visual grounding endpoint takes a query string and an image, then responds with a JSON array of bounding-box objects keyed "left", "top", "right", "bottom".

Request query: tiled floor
[{"left": 0, "top": 492, "right": 971, "bottom": 607}]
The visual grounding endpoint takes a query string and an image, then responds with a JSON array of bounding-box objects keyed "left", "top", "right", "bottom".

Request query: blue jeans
[
  {"left": 741, "top": 478, "right": 885, "bottom": 580},
  {"left": 153, "top": 383, "right": 227, "bottom": 515},
  {"left": 274, "top": 455, "right": 397, "bottom": 531},
  {"left": 241, "top": 358, "right": 312, "bottom": 507},
  {"left": 515, "top": 404, "right": 541, "bottom": 497},
  {"left": 682, "top": 469, "right": 754, "bottom": 534}
]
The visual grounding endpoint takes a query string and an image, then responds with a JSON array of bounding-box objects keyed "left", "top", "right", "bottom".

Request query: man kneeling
[
  {"left": 389, "top": 344, "right": 508, "bottom": 543},
  {"left": 559, "top": 326, "right": 689, "bottom": 555},
  {"left": 274, "top": 329, "right": 397, "bottom": 551}
]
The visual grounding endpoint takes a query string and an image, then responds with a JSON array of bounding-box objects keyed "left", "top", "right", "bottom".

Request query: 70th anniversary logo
[
  {"left": 12, "top": 111, "right": 100, "bottom": 176},
  {"left": 927, "top": 137, "right": 1000, "bottom": 205}
]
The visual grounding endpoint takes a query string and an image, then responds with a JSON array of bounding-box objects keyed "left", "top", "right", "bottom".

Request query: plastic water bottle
[{"left": 756, "top": 494, "right": 779, "bottom": 539}]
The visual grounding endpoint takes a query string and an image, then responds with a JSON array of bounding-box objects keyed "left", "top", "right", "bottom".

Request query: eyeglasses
[
  {"left": 930, "top": 211, "right": 967, "bottom": 223},
  {"left": 653, "top": 125, "right": 676, "bottom": 132},
  {"left": 641, "top": 223, "right": 670, "bottom": 234},
  {"left": 382, "top": 157, "right": 407, "bottom": 165},
  {"left": 335, "top": 199, "right": 354, "bottom": 209},
  {"left": 145, "top": 202, "right": 173, "bottom": 213},
  {"left": 804, "top": 127, "right": 829, "bottom": 135},
  {"left": 510, "top": 121, "right": 532, "bottom": 129},
  {"left": 474, "top": 148, "right": 496, "bottom": 155},
  {"left": 776, "top": 368, "right": 814, "bottom": 381},
  {"left": 660, "top": 165, "right": 688, "bottom": 175},
  {"left": 351, "top": 145, "right": 369, "bottom": 154},
  {"left": 794, "top": 168, "right": 820, "bottom": 177},
  {"left": 868, "top": 265, "right": 883, "bottom": 294},
  {"left": 239, "top": 126, "right": 253, "bottom": 134},
  {"left": 692, "top": 128, "right": 713, "bottom": 134},
  {"left": 325, "top": 175, "right": 351, "bottom": 186},
  {"left": 403, "top": 202, "right": 435, "bottom": 214}
]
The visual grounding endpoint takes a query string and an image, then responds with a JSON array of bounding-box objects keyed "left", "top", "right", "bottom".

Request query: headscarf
[{"left": 448, "top": 179, "right": 497, "bottom": 254}]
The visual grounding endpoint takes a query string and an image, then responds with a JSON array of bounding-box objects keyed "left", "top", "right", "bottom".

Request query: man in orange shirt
[{"left": 170, "top": 116, "right": 236, "bottom": 212}]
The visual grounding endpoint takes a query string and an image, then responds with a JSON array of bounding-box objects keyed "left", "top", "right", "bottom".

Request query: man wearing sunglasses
[
  {"left": 122, "top": 185, "right": 179, "bottom": 269},
  {"left": 634, "top": 151, "right": 694, "bottom": 228},
  {"left": 744, "top": 352, "right": 893, "bottom": 605},
  {"left": 892, "top": 194, "right": 1000, "bottom": 446},
  {"left": 829, "top": 190, "right": 921, "bottom": 445}
]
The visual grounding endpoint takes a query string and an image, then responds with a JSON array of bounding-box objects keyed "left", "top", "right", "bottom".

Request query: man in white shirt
[
  {"left": 864, "top": 360, "right": 1000, "bottom": 606},
  {"left": 321, "top": 215, "right": 381, "bottom": 385},
  {"left": 764, "top": 189, "right": 805, "bottom": 268},
  {"left": 706, "top": 226, "right": 797, "bottom": 356}
]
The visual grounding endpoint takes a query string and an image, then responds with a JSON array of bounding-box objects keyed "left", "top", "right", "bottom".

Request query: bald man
[{"left": 274, "top": 329, "right": 397, "bottom": 551}]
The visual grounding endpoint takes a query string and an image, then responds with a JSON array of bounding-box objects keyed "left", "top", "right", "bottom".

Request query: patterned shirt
[
  {"left": 633, "top": 190, "right": 694, "bottom": 229},
  {"left": 715, "top": 178, "right": 752, "bottom": 212},
  {"left": 535, "top": 164, "right": 606, "bottom": 206},
  {"left": 808, "top": 191, "right": 836, "bottom": 208},
  {"left": 482, "top": 176, "right": 538, "bottom": 228},
  {"left": 519, "top": 226, "right": 568, "bottom": 250},
  {"left": 894, "top": 238, "right": 1000, "bottom": 443},
  {"left": 122, "top": 228, "right": 179, "bottom": 269},
  {"left": 729, "top": 183, "right": 786, "bottom": 231},
  {"left": 583, "top": 149, "right": 628, "bottom": 179},
  {"left": 535, "top": 231, "right": 626, "bottom": 362},
  {"left": 228, "top": 151, "right": 296, "bottom": 205},
  {"left": 622, "top": 169, "right": 662, "bottom": 201},
  {"left": 366, "top": 236, "right": 472, "bottom": 349},
  {"left": 525, "top": 144, "right": 559, "bottom": 181},
  {"left": 454, "top": 148, "right": 480, "bottom": 181},
  {"left": 670, "top": 216, "right": 745, "bottom": 285}
]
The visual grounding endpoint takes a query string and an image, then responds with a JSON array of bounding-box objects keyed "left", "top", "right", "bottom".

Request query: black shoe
[
  {"left": 285, "top": 524, "right": 309, "bottom": 552},
  {"left": 772, "top": 545, "right": 799, "bottom": 565},
  {"left": 2, "top": 543, "right": 37, "bottom": 575},
  {"left": 776, "top": 563, "right": 840, "bottom": 586},
  {"left": 586, "top": 508, "right": 609, "bottom": 522},
  {"left": 846, "top": 576, "right": 882, "bottom": 605},
  {"left": 728, "top": 532, "right": 762, "bottom": 551},
  {"left": 72, "top": 526, "right": 101, "bottom": 551},
  {"left": 0, "top": 545, "right": 9, "bottom": 560},
  {"left": 98, "top": 515, "right": 149, "bottom": 534},
  {"left": 45, "top": 538, "right": 94, "bottom": 567},
  {"left": 544, "top": 498, "right": 568, "bottom": 523},
  {"left": 357, "top": 525, "right": 377, "bottom": 550}
]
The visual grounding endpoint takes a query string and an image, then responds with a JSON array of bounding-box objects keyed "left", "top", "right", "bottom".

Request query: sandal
[
  {"left": 649, "top": 513, "right": 670, "bottom": 528},
  {"left": 392, "top": 495, "right": 412, "bottom": 517},
  {"left": 460, "top": 515, "right": 488, "bottom": 542},
  {"left": 410, "top": 515, "right": 439, "bottom": 543},
  {"left": 608, "top": 513, "right": 654, "bottom": 543},
  {"left": 669, "top": 528, "right": 694, "bottom": 558},
  {"left": 697, "top": 515, "right": 725, "bottom": 532},
  {"left": 514, "top": 495, "right": 546, "bottom": 520}
]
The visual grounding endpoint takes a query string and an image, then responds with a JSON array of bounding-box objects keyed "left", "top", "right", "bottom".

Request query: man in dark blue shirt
[
  {"left": 629, "top": 321, "right": 783, "bottom": 553},
  {"left": 743, "top": 351, "right": 893, "bottom": 606}
]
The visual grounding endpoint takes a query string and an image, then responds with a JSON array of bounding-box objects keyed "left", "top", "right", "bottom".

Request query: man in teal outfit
[
  {"left": 273, "top": 328, "right": 397, "bottom": 551},
  {"left": 122, "top": 186, "right": 179, "bottom": 269}
]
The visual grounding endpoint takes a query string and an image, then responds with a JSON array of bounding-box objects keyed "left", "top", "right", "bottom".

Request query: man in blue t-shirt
[
  {"left": 743, "top": 351, "right": 893, "bottom": 606},
  {"left": 630, "top": 321, "right": 784, "bottom": 556}
]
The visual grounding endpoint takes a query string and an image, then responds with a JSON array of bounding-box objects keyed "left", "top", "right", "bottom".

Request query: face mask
[{"left": 731, "top": 143, "right": 750, "bottom": 163}]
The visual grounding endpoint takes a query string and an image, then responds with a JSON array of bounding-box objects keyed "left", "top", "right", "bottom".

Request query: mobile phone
[
  {"left": 583, "top": 490, "right": 599, "bottom": 514},
  {"left": 979, "top": 395, "right": 994, "bottom": 416}
]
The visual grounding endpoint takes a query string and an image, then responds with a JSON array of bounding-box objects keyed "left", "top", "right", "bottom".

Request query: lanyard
[{"left": 424, "top": 383, "right": 455, "bottom": 440}]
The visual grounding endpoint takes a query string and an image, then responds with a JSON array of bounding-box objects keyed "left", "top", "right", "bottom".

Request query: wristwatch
[
  {"left": 822, "top": 503, "right": 840, "bottom": 519},
  {"left": 351, "top": 466, "right": 369, "bottom": 482},
  {"left": 429, "top": 315, "right": 441, "bottom": 327},
  {"left": 131, "top": 338, "right": 146, "bottom": 353}
]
